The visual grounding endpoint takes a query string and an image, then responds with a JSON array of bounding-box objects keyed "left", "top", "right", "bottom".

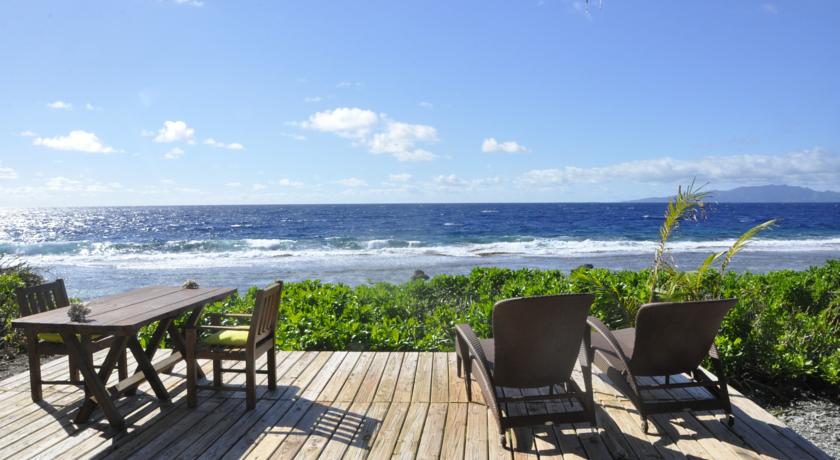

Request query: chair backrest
[
  {"left": 492, "top": 294, "right": 594, "bottom": 388},
  {"left": 630, "top": 299, "right": 737, "bottom": 376},
  {"left": 15, "top": 279, "right": 70, "bottom": 317},
  {"left": 248, "top": 281, "right": 283, "bottom": 346}
]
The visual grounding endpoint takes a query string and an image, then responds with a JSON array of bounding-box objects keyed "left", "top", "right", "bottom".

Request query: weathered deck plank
[{"left": 0, "top": 351, "right": 828, "bottom": 459}]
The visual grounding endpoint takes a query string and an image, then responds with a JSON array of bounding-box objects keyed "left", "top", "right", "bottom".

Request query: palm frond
[
  {"left": 648, "top": 179, "right": 709, "bottom": 302},
  {"left": 720, "top": 219, "right": 777, "bottom": 273}
]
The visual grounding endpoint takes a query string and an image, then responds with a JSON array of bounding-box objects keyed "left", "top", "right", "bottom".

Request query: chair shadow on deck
[{"left": 590, "top": 369, "right": 810, "bottom": 460}]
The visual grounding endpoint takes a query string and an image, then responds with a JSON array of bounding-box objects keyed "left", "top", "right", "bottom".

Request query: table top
[{"left": 12, "top": 286, "right": 236, "bottom": 334}]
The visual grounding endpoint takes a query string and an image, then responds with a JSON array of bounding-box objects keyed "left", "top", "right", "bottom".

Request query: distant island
[{"left": 631, "top": 185, "right": 840, "bottom": 203}]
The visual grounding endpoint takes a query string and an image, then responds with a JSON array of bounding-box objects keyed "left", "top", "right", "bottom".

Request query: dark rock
[{"left": 411, "top": 269, "right": 430, "bottom": 281}]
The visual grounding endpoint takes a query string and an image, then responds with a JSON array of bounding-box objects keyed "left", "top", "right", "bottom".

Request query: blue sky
[{"left": 1, "top": 1, "right": 838, "bottom": 206}]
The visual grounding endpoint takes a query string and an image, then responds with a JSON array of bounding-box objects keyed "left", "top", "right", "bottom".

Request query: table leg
[
  {"left": 124, "top": 318, "right": 171, "bottom": 396},
  {"left": 127, "top": 337, "right": 170, "bottom": 402},
  {"left": 24, "top": 328, "right": 41, "bottom": 402},
  {"left": 64, "top": 333, "right": 127, "bottom": 429}
]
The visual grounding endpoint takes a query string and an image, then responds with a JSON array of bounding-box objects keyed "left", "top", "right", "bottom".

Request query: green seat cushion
[
  {"left": 37, "top": 332, "right": 102, "bottom": 343},
  {"left": 203, "top": 326, "right": 250, "bottom": 347}
]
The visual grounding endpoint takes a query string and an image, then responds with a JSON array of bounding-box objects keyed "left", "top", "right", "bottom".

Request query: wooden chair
[
  {"left": 185, "top": 281, "right": 283, "bottom": 410},
  {"left": 588, "top": 299, "right": 737, "bottom": 433},
  {"left": 454, "top": 294, "right": 597, "bottom": 447},
  {"left": 15, "top": 279, "right": 128, "bottom": 402}
]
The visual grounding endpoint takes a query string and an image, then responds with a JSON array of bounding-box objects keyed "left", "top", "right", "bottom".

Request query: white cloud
[
  {"left": 336, "top": 81, "right": 362, "bottom": 89},
  {"left": 520, "top": 149, "right": 840, "bottom": 187},
  {"left": 164, "top": 147, "right": 185, "bottom": 160},
  {"left": 34, "top": 130, "right": 116, "bottom": 154},
  {"left": 304, "top": 96, "right": 323, "bottom": 103},
  {"left": 482, "top": 137, "right": 528, "bottom": 154},
  {"left": 252, "top": 184, "right": 267, "bottom": 191},
  {"left": 84, "top": 103, "right": 103, "bottom": 111},
  {"left": 174, "top": 0, "right": 203, "bottom": 6},
  {"left": 369, "top": 121, "right": 438, "bottom": 162},
  {"left": 45, "top": 176, "right": 122, "bottom": 193},
  {"left": 17, "top": 130, "right": 37, "bottom": 137},
  {"left": 433, "top": 174, "right": 467, "bottom": 187},
  {"left": 336, "top": 177, "right": 368, "bottom": 188},
  {"left": 277, "top": 178, "right": 304, "bottom": 188},
  {"left": 154, "top": 120, "right": 195, "bottom": 143},
  {"left": 0, "top": 165, "right": 18, "bottom": 179},
  {"left": 418, "top": 101, "right": 434, "bottom": 109},
  {"left": 432, "top": 174, "right": 503, "bottom": 191},
  {"left": 203, "top": 138, "right": 245, "bottom": 150},
  {"left": 389, "top": 173, "right": 412, "bottom": 182},
  {"left": 299, "top": 107, "right": 438, "bottom": 162},
  {"left": 140, "top": 129, "right": 155, "bottom": 137},
  {"left": 299, "top": 107, "right": 379, "bottom": 139},
  {"left": 225, "top": 182, "right": 242, "bottom": 187},
  {"left": 280, "top": 131, "right": 307, "bottom": 141},
  {"left": 46, "top": 100, "right": 73, "bottom": 110}
]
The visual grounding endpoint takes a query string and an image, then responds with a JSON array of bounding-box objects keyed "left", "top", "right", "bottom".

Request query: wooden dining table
[{"left": 12, "top": 285, "right": 236, "bottom": 429}]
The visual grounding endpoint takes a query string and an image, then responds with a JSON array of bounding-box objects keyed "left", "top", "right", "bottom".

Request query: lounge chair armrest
[
  {"left": 586, "top": 316, "right": 632, "bottom": 365},
  {"left": 708, "top": 343, "right": 721, "bottom": 360},
  {"left": 454, "top": 324, "right": 489, "bottom": 370},
  {"left": 453, "top": 324, "right": 499, "bottom": 412}
]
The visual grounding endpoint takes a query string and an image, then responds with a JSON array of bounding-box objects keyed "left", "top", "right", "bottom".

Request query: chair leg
[
  {"left": 456, "top": 354, "right": 462, "bottom": 377},
  {"left": 463, "top": 358, "right": 472, "bottom": 401},
  {"left": 267, "top": 347, "right": 277, "bottom": 391},
  {"left": 117, "top": 348, "right": 128, "bottom": 381},
  {"left": 25, "top": 330, "right": 42, "bottom": 402},
  {"left": 185, "top": 328, "right": 198, "bottom": 408},
  {"left": 245, "top": 355, "right": 256, "bottom": 410},
  {"left": 213, "top": 359, "right": 223, "bottom": 387}
]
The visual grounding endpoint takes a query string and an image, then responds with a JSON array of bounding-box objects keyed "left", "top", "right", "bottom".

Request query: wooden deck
[{"left": 0, "top": 350, "right": 830, "bottom": 459}]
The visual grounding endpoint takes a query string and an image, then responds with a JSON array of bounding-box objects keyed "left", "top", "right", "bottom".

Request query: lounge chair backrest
[
  {"left": 15, "top": 279, "right": 70, "bottom": 317},
  {"left": 492, "top": 294, "right": 593, "bottom": 387},
  {"left": 630, "top": 299, "right": 736, "bottom": 376},
  {"left": 248, "top": 281, "right": 283, "bottom": 347}
]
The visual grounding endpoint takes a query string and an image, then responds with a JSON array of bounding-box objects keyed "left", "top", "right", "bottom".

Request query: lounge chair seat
[
  {"left": 455, "top": 294, "right": 596, "bottom": 448},
  {"left": 587, "top": 299, "right": 737, "bottom": 433}
]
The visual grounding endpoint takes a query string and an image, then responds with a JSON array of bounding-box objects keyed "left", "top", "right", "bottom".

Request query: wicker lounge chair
[
  {"left": 185, "top": 281, "right": 283, "bottom": 410},
  {"left": 454, "top": 294, "right": 597, "bottom": 447},
  {"left": 15, "top": 279, "right": 128, "bottom": 402},
  {"left": 587, "top": 299, "right": 737, "bottom": 432}
]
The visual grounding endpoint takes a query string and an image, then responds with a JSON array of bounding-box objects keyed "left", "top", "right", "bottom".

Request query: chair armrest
[
  {"left": 586, "top": 316, "right": 633, "bottom": 365},
  {"left": 195, "top": 325, "right": 249, "bottom": 332},
  {"left": 205, "top": 312, "right": 252, "bottom": 319}
]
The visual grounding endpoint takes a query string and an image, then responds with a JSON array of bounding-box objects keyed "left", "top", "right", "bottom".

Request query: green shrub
[{"left": 184, "top": 260, "right": 839, "bottom": 396}]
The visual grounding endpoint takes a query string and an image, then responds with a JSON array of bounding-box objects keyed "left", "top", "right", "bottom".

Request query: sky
[{"left": 1, "top": 1, "right": 839, "bottom": 206}]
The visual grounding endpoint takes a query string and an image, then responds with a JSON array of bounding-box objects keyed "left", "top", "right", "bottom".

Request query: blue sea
[{"left": 1, "top": 203, "right": 839, "bottom": 299}]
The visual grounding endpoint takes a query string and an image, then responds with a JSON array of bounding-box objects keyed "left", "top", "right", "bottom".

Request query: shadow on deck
[{"left": 0, "top": 350, "right": 830, "bottom": 459}]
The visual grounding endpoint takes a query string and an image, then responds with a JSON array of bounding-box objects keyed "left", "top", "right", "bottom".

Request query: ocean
[{"left": 1, "top": 203, "right": 839, "bottom": 299}]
